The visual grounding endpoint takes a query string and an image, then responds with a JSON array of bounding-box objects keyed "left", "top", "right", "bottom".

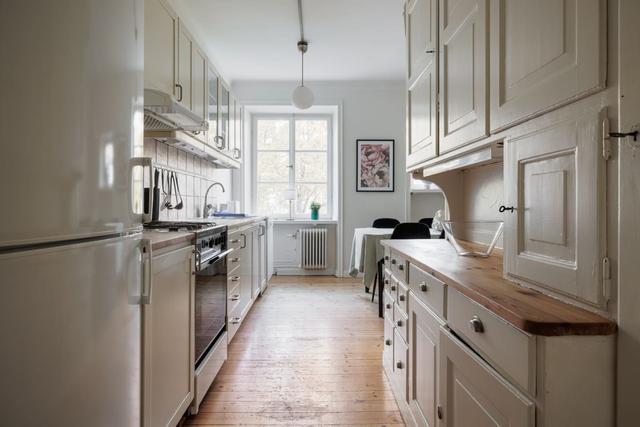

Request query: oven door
[{"left": 194, "top": 249, "right": 231, "bottom": 367}]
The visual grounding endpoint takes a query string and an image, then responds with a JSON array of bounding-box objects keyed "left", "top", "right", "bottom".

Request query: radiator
[{"left": 299, "top": 228, "right": 328, "bottom": 270}]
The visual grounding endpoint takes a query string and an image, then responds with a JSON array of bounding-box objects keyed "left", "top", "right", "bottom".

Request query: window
[{"left": 253, "top": 115, "right": 332, "bottom": 217}]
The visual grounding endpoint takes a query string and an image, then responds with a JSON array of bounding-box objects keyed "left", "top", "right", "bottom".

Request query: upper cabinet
[
  {"left": 489, "top": 0, "right": 606, "bottom": 132},
  {"left": 144, "top": 0, "right": 177, "bottom": 96},
  {"left": 438, "top": 0, "right": 488, "bottom": 154},
  {"left": 407, "top": 0, "right": 437, "bottom": 84},
  {"left": 219, "top": 83, "right": 230, "bottom": 152},
  {"left": 191, "top": 44, "right": 207, "bottom": 123},
  {"left": 176, "top": 22, "right": 193, "bottom": 112},
  {"left": 207, "top": 66, "right": 220, "bottom": 147}
]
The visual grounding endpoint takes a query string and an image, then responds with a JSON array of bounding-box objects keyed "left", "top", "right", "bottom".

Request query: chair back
[
  {"left": 418, "top": 217, "right": 434, "bottom": 228},
  {"left": 372, "top": 218, "right": 400, "bottom": 229},
  {"left": 390, "top": 222, "right": 431, "bottom": 240}
]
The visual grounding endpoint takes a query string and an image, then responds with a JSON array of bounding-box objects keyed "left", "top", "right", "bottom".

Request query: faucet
[{"left": 202, "top": 182, "right": 226, "bottom": 218}]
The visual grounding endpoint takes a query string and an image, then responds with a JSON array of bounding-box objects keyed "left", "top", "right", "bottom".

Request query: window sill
[{"left": 270, "top": 218, "right": 338, "bottom": 225}]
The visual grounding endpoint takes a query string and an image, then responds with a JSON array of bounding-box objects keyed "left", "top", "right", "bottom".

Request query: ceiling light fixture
[{"left": 291, "top": 0, "right": 314, "bottom": 109}]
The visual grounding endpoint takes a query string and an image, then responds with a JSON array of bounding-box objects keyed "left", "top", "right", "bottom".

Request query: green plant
[{"left": 310, "top": 201, "right": 321, "bottom": 211}]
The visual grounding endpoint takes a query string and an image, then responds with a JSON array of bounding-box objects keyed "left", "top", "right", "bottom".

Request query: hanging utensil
[
  {"left": 160, "top": 169, "right": 169, "bottom": 210},
  {"left": 152, "top": 168, "right": 160, "bottom": 221},
  {"left": 165, "top": 171, "right": 174, "bottom": 209},
  {"left": 174, "top": 172, "right": 184, "bottom": 210}
]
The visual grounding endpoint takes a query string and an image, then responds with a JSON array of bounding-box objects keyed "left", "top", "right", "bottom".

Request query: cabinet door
[
  {"left": 439, "top": 0, "right": 488, "bottom": 154},
  {"left": 191, "top": 44, "right": 207, "bottom": 123},
  {"left": 235, "top": 105, "right": 244, "bottom": 161},
  {"left": 228, "top": 95, "right": 236, "bottom": 156},
  {"left": 176, "top": 22, "right": 192, "bottom": 110},
  {"left": 258, "top": 223, "right": 267, "bottom": 293},
  {"left": 439, "top": 328, "right": 534, "bottom": 427},
  {"left": 407, "top": 0, "right": 437, "bottom": 84},
  {"left": 504, "top": 108, "right": 606, "bottom": 307},
  {"left": 407, "top": 64, "right": 438, "bottom": 169},
  {"left": 144, "top": 0, "right": 177, "bottom": 95},
  {"left": 218, "top": 83, "right": 230, "bottom": 151},
  {"left": 207, "top": 66, "right": 219, "bottom": 147},
  {"left": 490, "top": 0, "right": 606, "bottom": 132},
  {"left": 408, "top": 294, "right": 442, "bottom": 427},
  {"left": 239, "top": 231, "right": 253, "bottom": 316},
  {"left": 144, "top": 246, "right": 195, "bottom": 427}
]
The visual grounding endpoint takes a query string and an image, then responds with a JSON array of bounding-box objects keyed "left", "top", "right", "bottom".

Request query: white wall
[
  {"left": 233, "top": 80, "right": 407, "bottom": 275},
  {"left": 409, "top": 193, "right": 445, "bottom": 222}
]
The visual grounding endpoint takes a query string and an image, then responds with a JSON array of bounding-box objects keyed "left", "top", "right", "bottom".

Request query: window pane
[
  {"left": 295, "top": 120, "right": 328, "bottom": 150},
  {"left": 256, "top": 183, "right": 290, "bottom": 215},
  {"left": 296, "top": 152, "right": 327, "bottom": 182},
  {"left": 257, "top": 119, "right": 289, "bottom": 150},
  {"left": 257, "top": 152, "right": 290, "bottom": 182},
  {"left": 296, "top": 183, "right": 328, "bottom": 215}
]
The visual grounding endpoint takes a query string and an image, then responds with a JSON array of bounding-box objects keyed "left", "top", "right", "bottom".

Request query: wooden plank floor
[{"left": 185, "top": 276, "right": 404, "bottom": 426}]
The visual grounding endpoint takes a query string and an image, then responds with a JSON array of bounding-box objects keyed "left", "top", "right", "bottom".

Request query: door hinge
[
  {"left": 437, "top": 405, "right": 443, "bottom": 420},
  {"left": 602, "top": 117, "right": 612, "bottom": 160},
  {"left": 602, "top": 256, "right": 611, "bottom": 303}
]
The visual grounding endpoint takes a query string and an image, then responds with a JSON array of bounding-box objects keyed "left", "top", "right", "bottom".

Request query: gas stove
[{"left": 143, "top": 220, "right": 218, "bottom": 232}]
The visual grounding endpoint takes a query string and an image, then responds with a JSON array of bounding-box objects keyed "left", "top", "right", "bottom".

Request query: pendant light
[{"left": 291, "top": 0, "right": 314, "bottom": 109}]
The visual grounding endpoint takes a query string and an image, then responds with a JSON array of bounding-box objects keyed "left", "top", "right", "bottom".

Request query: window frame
[{"left": 252, "top": 113, "right": 333, "bottom": 218}]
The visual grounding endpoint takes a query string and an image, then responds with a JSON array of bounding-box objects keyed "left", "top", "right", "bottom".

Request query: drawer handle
[
  {"left": 385, "top": 303, "right": 391, "bottom": 309},
  {"left": 230, "top": 239, "right": 240, "bottom": 244},
  {"left": 398, "top": 264, "right": 404, "bottom": 271},
  {"left": 391, "top": 259, "right": 397, "bottom": 265},
  {"left": 384, "top": 279, "right": 389, "bottom": 285},
  {"left": 231, "top": 257, "right": 239, "bottom": 262},
  {"left": 469, "top": 316, "right": 484, "bottom": 333},
  {"left": 396, "top": 320, "right": 403, "bottom": 327},
  {"left": 396, "top": 361, "right": 404, "bottom": 370},
  {"left": 384, "top": 255, "right": 390, "bottom": 261},
  {"left": 419, "top": 282, "right": 429, "bottom": 292},
  {"left": 230, "top": 317, "right": 241, "bottom": 324},
  {"left": 385, "top": 339, "right": 392, "bottom": 346},
  {"left": 398, "top": 294, "right": 405, "bottom": 302},
  {"left": 230, "top": 294, "right": 239, "bottom": 301},
  {"left": 390, "top": 285, "right": 396, "bottom": 291},
  {"left": 231, "top": 276, "right": 240, "bottom": 282}
]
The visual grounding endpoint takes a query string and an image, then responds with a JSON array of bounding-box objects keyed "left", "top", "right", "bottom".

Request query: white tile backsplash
[{"left": 144, "top": 138, "right": 233, "bottom": 221}]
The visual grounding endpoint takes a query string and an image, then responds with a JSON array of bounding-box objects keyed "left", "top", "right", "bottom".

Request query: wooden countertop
[
  {"left": 381, "top": 240, "right": 616, "bottom": 336},
  {"left": 143, "top": 230, "right": 195, "bottom": 250}
]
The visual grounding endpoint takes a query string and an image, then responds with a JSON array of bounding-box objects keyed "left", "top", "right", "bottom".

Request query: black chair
[
  {"left": 418, "top": 217, "right": 434, "bottom": 229},
  {"left": 371, "top": 218, "right": 400, "bottom": 229},
  {"left": 372, "top": 223, "right": 432, "bottom": 316}
]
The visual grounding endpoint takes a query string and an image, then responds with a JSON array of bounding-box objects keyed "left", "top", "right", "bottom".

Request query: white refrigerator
[{"left": 0, "top": 1, "right": 150, "bottom": 426}]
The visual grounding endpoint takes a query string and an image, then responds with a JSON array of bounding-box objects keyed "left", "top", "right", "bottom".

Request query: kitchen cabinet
[
  {"left": 207, "top": 66, "right": 220, "bottom": 147},
  {"left": 144, "top": 0, "right": 177, "bottom": 96},
  {"left": 438, "top": 0, "right": 488, "bottom": 154},
  {"left": 438, "top": 327, "right": 535, "bottom": 427},
  {"left": 257, "top": 221, "right": 268, "bottom": 294},
  {"left": 144, "top": 245, "right": 195, "bottom": 427},
  {"left": 408, "top": 294, "right": 442, "bottom": 427},
  {"left": 219, "top": 83, "right": 230, "bottom": 152},
  {"left": 489, "top": 0, "right": 606, "bottom": 132},
  {"left": 228, "top": 95, "right": 237, "bottom": 158},
  {"left": 504, "top": 108, "right": 607, "bottom": 308},
  {"left": 191, "top": 44, "right": 207, "bottom": 123},
  {"left": 176, "top": 22, "right": 192, "bottom": 112},
  {"left": 236, "top": 104, "right": 244, "bottom": 161},
  {"left": 407, "top": 0, "right": 437, "bottom": 84}
]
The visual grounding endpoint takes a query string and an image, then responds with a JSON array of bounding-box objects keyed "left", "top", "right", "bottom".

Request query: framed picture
[{"left": 356, "top": 139, "right": 394, "bottom": 192}]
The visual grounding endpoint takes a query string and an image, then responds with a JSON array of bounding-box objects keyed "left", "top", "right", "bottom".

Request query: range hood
[{"left": 144, "top": 89, "right": 208, "bottom": 132}]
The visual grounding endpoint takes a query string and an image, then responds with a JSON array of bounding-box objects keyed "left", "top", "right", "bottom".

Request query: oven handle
[{"left": 199, "top": 248, "right": 234, "bottom": 267}]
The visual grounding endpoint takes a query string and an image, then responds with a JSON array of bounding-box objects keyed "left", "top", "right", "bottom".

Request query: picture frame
[{"left": 356, "top": 139, "right": 394, "bottom": 192}]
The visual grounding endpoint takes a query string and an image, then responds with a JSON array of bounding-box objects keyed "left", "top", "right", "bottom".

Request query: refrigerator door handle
[
  {"left": 141, "top": 238, "right": 153, "bottom": 305},
  {"left": 131, "top": 157, "right": 153, "bottom": 223}
]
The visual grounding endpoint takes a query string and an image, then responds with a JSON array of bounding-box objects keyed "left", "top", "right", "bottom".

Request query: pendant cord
[
  {"left": 298, "top": 0, "right": 304, "bottom": 41},
  {"left": 301, "top": 51, "right": 304, "bottom": 86}
]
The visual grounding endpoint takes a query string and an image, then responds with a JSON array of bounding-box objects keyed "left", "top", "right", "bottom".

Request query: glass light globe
[{"left": 291, "top": 85, "right": 314, "bottom": 109}]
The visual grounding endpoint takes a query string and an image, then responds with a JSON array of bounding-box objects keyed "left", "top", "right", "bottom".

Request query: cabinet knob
[
  {"left": 469, "top": 316, "right": 484, "bottom": 333},
  {"left": 396, "top": 320, "right": 403, "bottom": 327},
  {"left": 385, "top": 339, "right": 392, "bottom": 346},
  {"left": 231, "top": 257, "right": 239, "bottom": 262},
  {"left": 230, "top": 294, "right": 239, "bottom": 301},
  {"left": 396, "top": 361, "right": 404, "bottom": 370},
  {"left": 231, "top": 276, "right": 240, "bottom": 282},
  {"left": 399, "top": 294, "right": 406, "bottom": 302},
  {"left": 384, "top": 279, "right": 389, "bottom": 285},
  {"left": 398, "top": 264, "right": 404, "bottom": 271},
  {"left": 419, "top": 282, "right": 428, "bottom": 292},
  {"left": 390, "top": 285, "right": 397, "bottom": 291},
  {"left": 391, "top": 259, "right": 397, "bottom": 265},
  {"left": 437, "top": 406, "right": 443, "bottom": 420},
  {"left": 384, "top": 255, "right": 390, "bottom": 261},
  {"left": 385, "top": 303, "right": 391, "bottom": 309},
  {"left": 426, "top": 49, "right": 436, "bottom": 54},
  {"left": 230, "top": 317, "right": 241, "bottom": 325},
  {"left": 499, "top": 205, "right": 516, "bottom": 213}
]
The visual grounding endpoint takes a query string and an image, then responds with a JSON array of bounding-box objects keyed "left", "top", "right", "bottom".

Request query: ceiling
[{"left": 179, "top": 0, "right": 406, "bottom": 83}]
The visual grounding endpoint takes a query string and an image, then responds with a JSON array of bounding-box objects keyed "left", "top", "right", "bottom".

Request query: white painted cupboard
[{"left": 144, "top": 0, "right": 177, "bottom": 96}]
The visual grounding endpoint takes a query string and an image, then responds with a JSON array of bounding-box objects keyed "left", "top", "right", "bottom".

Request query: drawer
[
  {"left": 227, "top": 282, "right": 241, "bottom": 314},
  {"left": 383, "top": 316, "right": 395, "bottom": 374},
  {"left": 394, "top": 303, "right": 408, "bottom": 344},
  {"left": 447, "top": 288, "right": 536, "bottom": 393},
  {"left": 386, "top": 274, "right": 399, "bottom": 300},
  {"left": 227, "top": 304, "right": 243, "bottom": 343},
  {"left": 227, "top": 252, "right": 241, "bottom": 274},
  {"left": 389, "top": 251, "right": 407, "bottom": 282},
  {"left": 396, "top": 280, "right": 409, "bottom": 315},
  {"left": 383, "top": 290, "right": 395, "bottom": 321},
  {"left": 393, "top": 329, "right": 408, "bottom": 402},
  {"left": 228, "top": 233, "right": 244, "bottom": 251},
  {"left": 408, "top": 263, "right": 446, "bottom": 319},
  {"left": 227, "top": 273, "right": 241, "bottom": 289}
]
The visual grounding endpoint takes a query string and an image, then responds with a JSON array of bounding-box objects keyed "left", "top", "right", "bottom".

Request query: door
[
  {"left": 439, "top": 0, "right": 488, "bottom": 153},
  {"left": 504, "top": 108, "right": 607, "bottom": 307},
  {"left": 191, "top": 44, "right": 207, "bottom": 123},
  {"left": 407, "top": 0, "right": 437, "bottom": 84},
  {"left": 144, "top": 246, "right": 195, "bottom": 427},
  {"left": 176, "top": 22, "right": 192, "bottom": 111},
  {"left": 1, "top": 0, "right": 144, "bottom": 246},
  {"left": 439, "top": 328, "right": 534, "bottom": 427},
  {"left": 489, "top": 0, "right": 606, "bottom": 132},
  {"left": 0, "top": 235, "right": 143, "bottom": 426},
  {"left": 408, "top": 65, "right": 438, "bottom": 169},
  {"left": 408, "top": 294, "right": 442, "bottom": 427},
  {"left": 144, "top": 0, "right": 177, "bottom": 95},
  {"left": 207, "top": 66, "right": 219, "bottom": 147}
]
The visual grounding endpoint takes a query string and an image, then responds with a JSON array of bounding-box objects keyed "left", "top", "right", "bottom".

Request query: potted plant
[{"left": 309, "top": 201, "right": 321, "bottom": 220}]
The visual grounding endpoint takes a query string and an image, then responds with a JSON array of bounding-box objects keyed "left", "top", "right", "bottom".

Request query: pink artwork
[{"left": 357, "top": 139, "right": 394, "bottom": 192}]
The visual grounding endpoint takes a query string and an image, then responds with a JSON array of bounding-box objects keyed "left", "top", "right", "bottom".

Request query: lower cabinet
[
  {"left": 438, "top": 327, "right": 535, "bottom": 427},
  {"left": 408, "top": 294, "right": 442, "bottom": 427},
  {"left": 144, "top": 245, "right": 195, "bottom": 427}
]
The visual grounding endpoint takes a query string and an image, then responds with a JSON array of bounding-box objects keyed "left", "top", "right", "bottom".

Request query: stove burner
[{"left": 144, "top": 221, "right": 217, "bottom": 232}]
